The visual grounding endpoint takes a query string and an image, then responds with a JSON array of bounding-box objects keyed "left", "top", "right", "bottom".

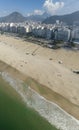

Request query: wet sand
[
  {"left": 0, "top": 34, "right": 79, "bottom": 120},
  {"left": 0, "top": 76, "right": 55, "bottom": 130}
]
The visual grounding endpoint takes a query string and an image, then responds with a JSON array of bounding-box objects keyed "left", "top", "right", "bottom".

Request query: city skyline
[{"left": 0, "top": 0, "right": 79, "bottom": 17}]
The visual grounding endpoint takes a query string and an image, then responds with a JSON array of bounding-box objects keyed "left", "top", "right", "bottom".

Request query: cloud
[
  {"left": 33, "top": 10, "right": 44, "bottom": 15},
  {"left": 27, "top": 0, "right": 64, "bottom": 16},
  {"left": 27, "top": 10, "right": 44, "bottom": 16},
  {"left": 43, "top": 0, "right": 64, "bottom": 15}
]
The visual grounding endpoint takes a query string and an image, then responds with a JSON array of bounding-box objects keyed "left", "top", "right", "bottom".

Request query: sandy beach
[{"left": 0, "top": 34, "right": 79, "bottom": 119}]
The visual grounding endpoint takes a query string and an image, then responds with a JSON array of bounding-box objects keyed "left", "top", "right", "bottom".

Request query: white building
[
  {"left": 10, "top": 23, "right": 17, "bottom": 33},
  {"left": 25, "top": 25, "right": 32, "bottom": 33},
  {"left": 57, "top": 27, "right": 70, "bottom": 41},
  {"left": 72, "top": 27, "right": 79, "bottom": 40}
]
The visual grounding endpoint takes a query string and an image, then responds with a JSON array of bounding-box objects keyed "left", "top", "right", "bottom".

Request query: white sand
[{"left": 0, "top": 34, "right": 79, "bottom": 107}]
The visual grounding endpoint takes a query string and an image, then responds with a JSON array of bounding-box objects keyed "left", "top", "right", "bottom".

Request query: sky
[{"left": 0, "top": 0, "right": 79, "bottom": 16}]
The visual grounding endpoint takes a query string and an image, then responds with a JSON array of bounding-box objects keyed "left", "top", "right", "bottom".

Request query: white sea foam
[{"left": 1, "top": 71, "right": 79, "bottom": 130}]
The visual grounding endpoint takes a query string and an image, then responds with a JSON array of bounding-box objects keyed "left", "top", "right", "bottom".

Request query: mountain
[
  {"left": 0, "top": 12, "right": 26, "bottom": 23},
  {"left": 1, "top": 11, "right": 79, "bottom": 24},
  {"left": 26, "top": 12, "right": 50, "bottom": 22},
  {"left": 42, "top": 11, "right": 79, "bottom": 25},
  {"left": 26, "top": 14, "right": 44, "bottom": 22},
  {"left": 0, "top": 11, "right": 50, "bottom": 23}
]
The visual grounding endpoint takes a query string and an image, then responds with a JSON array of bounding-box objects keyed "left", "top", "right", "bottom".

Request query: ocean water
[{"left": 0, "top": 77, "right": 58, "bottom": 130}]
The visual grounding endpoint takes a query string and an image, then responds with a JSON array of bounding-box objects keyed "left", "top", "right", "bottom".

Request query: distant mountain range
[
  {"left": 42, "top": 11, "right": 79, "bottom": 25},
  {"left": 0, "top": 11, "right": 79, "bottom": 25},
  {"left": 26, "top": 12, "right": 50, "bottom": 22},
  {"left": 0, "top": 12, "right": 26, "bottom": 23},
  {"left": 0, "top": 12, "right": 50, "bottom": 23}
]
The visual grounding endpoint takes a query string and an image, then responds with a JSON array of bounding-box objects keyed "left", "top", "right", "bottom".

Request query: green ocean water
[{"left": 0, "top": 77, "right": 59, "bottom": 130}]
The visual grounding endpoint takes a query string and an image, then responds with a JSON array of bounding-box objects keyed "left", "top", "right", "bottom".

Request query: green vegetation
[
  {"left": 70, "top": 42, "right": 76, "bottom": 47},
  {"left": 0, "top": 77, "right": 59, "bottom": 130},
  {"left": 0, "top": 31, "right": 4, "bottom": 35}
]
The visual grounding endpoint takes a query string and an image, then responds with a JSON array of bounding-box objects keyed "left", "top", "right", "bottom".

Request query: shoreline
[
  {"left": 0, "top": 67, "right": 79, "bottom": 130},
  {"left": 0, "top": 74, "right": 55, "bottom": 130},
  {"left": 0, "top": 34, "right": 79, "bottom": 120},
  {"left": 0, "top": 60, "right": 79, "bottom": 120}
]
